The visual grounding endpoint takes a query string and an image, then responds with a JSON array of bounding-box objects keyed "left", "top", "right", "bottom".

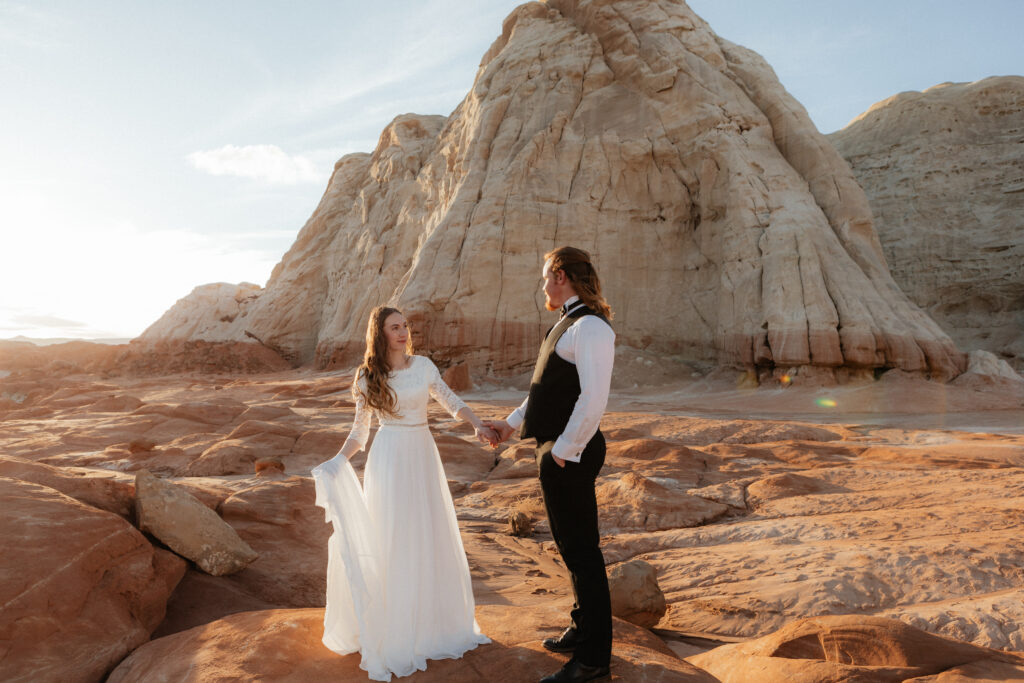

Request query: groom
[{"left": 488, "top": 246, "right": 615, "bottom": 683}]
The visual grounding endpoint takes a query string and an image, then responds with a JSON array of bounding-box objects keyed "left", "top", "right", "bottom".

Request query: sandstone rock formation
[
  {"left": 140, "top": 0, "right": 965, "bottom": 379},
  {"left": 0, "top": 477, "right": 185, "bottom": 682},
  {"left": 141, "top": 282, "right": 262, "bottom": 342},
  {"left": 135, "top": 469, "right": 259, "bottom": 576},
  {"left": 608, "top": 558, "right": 667, "bottom": 628},
  {"left": 108, "top": 604, "right": 715, "bottom": 682},
  {"left": 687, "top": 615, "right": 1024, "bottom": 682},
  {"left": 596, "top": 471, "right": 729, "bottom": 531},
  {"left": 829, "top": 76, "right": 1024, "bottom": 371},
  {"left": 3, "top": 356, "right": 1024, "bottom": 678},
  {"left": 216, "top": 476, "right": 331, "bottom": 607},
  {"left": 0, "top": 454, "right": 135, "bottom": 517}
]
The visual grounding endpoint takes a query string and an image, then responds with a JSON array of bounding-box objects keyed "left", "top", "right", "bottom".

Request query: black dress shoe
[
  {"left": 542, "top": 627, "right": 583, "bottom": 653},
  {"left": 539, "top": 659, "right": 611, "bottom": 683}
]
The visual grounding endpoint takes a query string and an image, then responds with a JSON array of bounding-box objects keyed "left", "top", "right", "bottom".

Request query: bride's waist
[{"left": 376, "top": 422, "right": 429, "bottom": 432}]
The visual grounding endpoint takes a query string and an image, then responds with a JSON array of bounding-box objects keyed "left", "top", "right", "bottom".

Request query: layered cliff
[
  {"left": 142, "top": 0, "right": 965, "bottom": 377},
  {"left": 830, "top": 76, "right": 1024, "bottom": 370}
]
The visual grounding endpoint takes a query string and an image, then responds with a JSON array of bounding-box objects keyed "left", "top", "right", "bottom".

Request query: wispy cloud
[
  {"left": 187, "top": 144, "right": 324, "bottom": 184},
  {"left": 0, "top": 306, "right": 120, "bottom": 339},
  {"left": 10, "top": 313, "right": 87, "bottom": 328},
  {"left": 201, "top": 0, "right": 511, "bottom": 146}
]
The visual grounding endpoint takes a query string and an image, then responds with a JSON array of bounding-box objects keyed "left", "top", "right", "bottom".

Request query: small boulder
[
  {"left": 608, "top": 559, "right": 667, "bottom": 628},
  {"left": 135, "top": 469, "right": 258, "bottom": 576},
  {"left": 508, "top": 509, "right": 533, "bottom": 537},
  {"left": 255, "top": 457, "right": 285, "bottom": 476}
]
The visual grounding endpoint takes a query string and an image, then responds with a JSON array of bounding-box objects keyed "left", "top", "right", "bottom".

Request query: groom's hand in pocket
[
  {"left": 536, "top": 441, "right": 565, "bottom": 468},
  {"left": 536, "top": 440, "right": 569, "bottom": 466}
]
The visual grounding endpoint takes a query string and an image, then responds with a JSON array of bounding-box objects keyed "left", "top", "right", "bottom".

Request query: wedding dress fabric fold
[{"left": 312, "top": 355, "right": 489, "bottom": 681}]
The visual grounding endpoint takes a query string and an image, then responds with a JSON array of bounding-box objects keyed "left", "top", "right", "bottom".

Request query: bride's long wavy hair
[
  {"left": 545, "top": 246, "right": 614, "bottom": 320},
  {"left": 354, "top": 305, "right": 412, "bottom": 418}
]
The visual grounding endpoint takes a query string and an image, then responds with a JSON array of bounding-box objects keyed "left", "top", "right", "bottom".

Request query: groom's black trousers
[{"left": 537, "top": 430, "right": 612, "bottom": 667}]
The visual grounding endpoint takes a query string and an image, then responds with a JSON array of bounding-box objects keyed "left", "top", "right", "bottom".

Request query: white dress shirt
[{"left": 506, "top": 296, "right": 615, "bottom": 462}]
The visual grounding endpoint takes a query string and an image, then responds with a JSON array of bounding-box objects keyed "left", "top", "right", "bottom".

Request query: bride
[{"left": 311, "top": 305, "right": 495, "bottom": 681}]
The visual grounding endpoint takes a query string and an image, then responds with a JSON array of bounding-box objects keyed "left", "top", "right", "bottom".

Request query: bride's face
[{"left": 382, "top": 312, "right": 409, "bottom": 352}]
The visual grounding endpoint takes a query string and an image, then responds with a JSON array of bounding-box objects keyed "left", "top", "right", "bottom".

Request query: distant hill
[{"left": 3, "top": 335, "right": 132, "bottom": 347}]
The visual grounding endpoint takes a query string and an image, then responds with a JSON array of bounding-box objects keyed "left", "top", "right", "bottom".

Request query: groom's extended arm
[
  {"left": 486, "top": 396, "right": 528, "bottom": 443},
  {"left": 549, "top": 317, "right": 615, "bottom": 465}
]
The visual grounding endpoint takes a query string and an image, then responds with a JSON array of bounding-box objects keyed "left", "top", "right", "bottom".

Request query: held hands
[
  {"left": 483, "top": 419, "right": 516, "bottom": 447},
  {"left": 474, "top": 424, "right": 500, "bottom": 448}
]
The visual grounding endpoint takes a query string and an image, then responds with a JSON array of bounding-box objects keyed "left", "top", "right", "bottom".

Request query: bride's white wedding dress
[{"left": 311, "top": 355, "right": 489, "bottom": 681}]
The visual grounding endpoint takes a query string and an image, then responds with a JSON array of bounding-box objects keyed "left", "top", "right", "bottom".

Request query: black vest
[{"left": 521, "top": 304, "right": 610, "bottom": 440}]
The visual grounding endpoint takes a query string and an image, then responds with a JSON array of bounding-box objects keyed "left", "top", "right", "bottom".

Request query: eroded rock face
[
  {"left": 829, "top": 76, "right": 1024, "bottom": 371},
  {"left": 139, "top": 283, "right": 262, "bottom": 342},
  {"left": 0, "top": 477, "right": 185, "bottom": 683},
  {"left": 141, "top": 0, "right": 964, "bottom": 378},
  {"left": 687, "top": 614, "right": 1024, "bottom": 683}
]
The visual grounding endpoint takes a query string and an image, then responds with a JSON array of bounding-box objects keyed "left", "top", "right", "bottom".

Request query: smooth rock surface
[
  {"left": 0, "top": 455, "right": 135, "bottom": 517},
  {"left": 217, "top": 476, "right": 331, "bottom": 607},
  {"left": 107, "top": 604, "right": 716, "bottom": 682},
  {"left": 0, "top": 477, "right": 185, "bottom": 683}
]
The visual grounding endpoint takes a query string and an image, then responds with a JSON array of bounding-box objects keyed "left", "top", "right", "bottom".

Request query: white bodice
[{"left": 341, "top": 355, "right": 467, "bottom": 452}]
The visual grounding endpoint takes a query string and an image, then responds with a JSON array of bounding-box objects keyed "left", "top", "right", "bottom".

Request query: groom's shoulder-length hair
[{"left": 545, "top": 246, "right": 614, "bottom": 321}]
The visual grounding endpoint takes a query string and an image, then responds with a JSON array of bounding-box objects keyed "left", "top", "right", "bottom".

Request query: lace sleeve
[
  {"left": 427, "top": 358, "right": 468, "bottom": 418},
  {"left": 339, "top": 373, "right": 373, "bottom": 456}
]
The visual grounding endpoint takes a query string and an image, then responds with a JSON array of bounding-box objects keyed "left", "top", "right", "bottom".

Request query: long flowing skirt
[{"left": 312, "top": 424, "right": 489, "bottom": 681}]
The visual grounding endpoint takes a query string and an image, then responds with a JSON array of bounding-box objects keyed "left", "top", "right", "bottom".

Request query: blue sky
[{"left": 1, "top": 0, "right": 1021, "bottom": 339}]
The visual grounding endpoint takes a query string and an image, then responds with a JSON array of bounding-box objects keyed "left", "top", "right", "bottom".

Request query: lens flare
[
  {"left": 816, "top": 398, "right": 837, "bottom": 408},
  {"left": 780, "top": 374, "right": 792, "bottom": 385}
]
